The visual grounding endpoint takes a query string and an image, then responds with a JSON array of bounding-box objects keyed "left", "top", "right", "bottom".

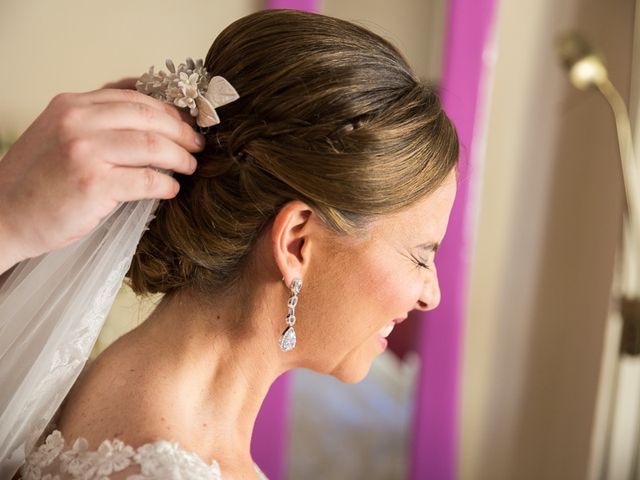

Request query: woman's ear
[{"left": 271, "top": 200, "right": 315, "bottom": 286}]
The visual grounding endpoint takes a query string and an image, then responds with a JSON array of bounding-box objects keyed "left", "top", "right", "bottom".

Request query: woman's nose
[{"left": 416, "top": 275, "right": 441, "bottom": 311}]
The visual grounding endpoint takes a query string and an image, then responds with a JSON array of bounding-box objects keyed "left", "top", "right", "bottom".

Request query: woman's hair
[{"left": 126, "top": 9, "right": 459, "bottom": 298}]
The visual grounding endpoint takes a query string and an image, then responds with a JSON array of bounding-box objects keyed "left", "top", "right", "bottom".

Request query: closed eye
[{"left": 412, "top": 257, "right": 430, "bottom": 270}]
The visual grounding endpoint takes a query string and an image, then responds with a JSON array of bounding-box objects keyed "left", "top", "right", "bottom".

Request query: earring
[{"left": 279, "top": 277, "right": 302, "bottom": 352}]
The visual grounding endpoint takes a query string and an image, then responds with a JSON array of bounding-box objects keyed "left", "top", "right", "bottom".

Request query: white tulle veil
[{"left": 0, "top": 197, "right": 160, "bottom": 478}]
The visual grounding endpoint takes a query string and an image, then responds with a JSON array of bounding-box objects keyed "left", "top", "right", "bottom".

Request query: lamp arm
[{"left": 597, "top": 78, "right": 640, "bottom": 298}]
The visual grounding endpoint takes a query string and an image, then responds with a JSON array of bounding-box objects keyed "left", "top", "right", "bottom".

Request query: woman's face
[{"left": 299, "top": 170, "right": 457, "bottom": 383}]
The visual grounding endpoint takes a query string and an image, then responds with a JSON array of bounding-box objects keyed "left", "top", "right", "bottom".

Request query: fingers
[
  {"left": 88, "top": 87, "right": 198, "bottom": 127},
  {"left": 98, "top": 75, "right": 199, "bottom": 126},
  {"left": 89, "top": 130, "right": 197, "bottom": 175},
  {"left": 84, "top": 87, "right": 184, "bottom": 123},
  {"left": 73, "top": 102, "right": 204, "bottom": 153},
  {"left": 108, "top": 166, "right": 181, "bottom": 202}
]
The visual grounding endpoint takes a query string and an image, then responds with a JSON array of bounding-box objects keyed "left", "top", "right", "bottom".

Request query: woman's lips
[
  {"left": 379, "top": 323, "right": 395, "bottom": 338},
  {"left": 376, "top": 317, "right": 407, "bottom": 350},
  {"left": 379, "top": 318, "right": 407, "bottom": 336}
]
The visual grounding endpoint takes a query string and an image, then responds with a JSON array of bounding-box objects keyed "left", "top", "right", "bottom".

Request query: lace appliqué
[{"left": 20, "top": 429, "right": 268, "bottom": 480}]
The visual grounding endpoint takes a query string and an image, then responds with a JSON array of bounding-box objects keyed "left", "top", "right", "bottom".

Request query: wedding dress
[
  {"left": 16, "top": 359, "right": 268, "bottom": 480},
  {"left": 19, "top": 429, "right": 268, "bottom": 480}
]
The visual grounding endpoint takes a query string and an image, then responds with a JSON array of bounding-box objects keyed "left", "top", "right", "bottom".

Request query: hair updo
[{"left": 126, "top": 8, "right": 459, "bottom": 298}]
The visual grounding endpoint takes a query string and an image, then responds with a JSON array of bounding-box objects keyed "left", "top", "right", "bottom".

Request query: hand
[{"left": 0, "top": 77, "right": 205, "bottom": 266}]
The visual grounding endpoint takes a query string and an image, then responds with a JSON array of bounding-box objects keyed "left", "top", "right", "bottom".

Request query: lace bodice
[{"left": 18, "top": 429, "right": 268, "bottom": 480}]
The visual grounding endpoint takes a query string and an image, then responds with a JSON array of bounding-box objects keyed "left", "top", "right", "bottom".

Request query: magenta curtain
[{"left": 410, "top": 0, "right": 498, "bottom": 479}]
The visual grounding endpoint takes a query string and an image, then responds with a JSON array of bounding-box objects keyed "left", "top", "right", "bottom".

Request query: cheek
[
  {"left": 351, "top": 254, "right": 419, "bottom": 326},
  {"left": 305, "top": 243, "right": 419, "bottom": 345}
]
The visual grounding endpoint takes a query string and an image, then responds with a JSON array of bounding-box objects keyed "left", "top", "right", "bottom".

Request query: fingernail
[{"left": 194, "top": 133, "right": 205, "bottom": 148}]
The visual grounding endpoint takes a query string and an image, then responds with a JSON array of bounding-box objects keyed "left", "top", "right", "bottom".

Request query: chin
[{"left": 329, "top": 360, "right": 374, "bottom": 384}]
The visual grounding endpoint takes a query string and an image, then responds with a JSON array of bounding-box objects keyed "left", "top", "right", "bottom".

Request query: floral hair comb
[{"left": 135, "top": 57, "right": 240, "bottom": 132}]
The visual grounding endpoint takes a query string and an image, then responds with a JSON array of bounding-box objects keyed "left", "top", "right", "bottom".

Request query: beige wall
[
  {"left": 0, "top": 0, "right": 261, "bottom": 132},
  {"left": 461, "top": 0, "right": 634, "bottom": 478},
  {"left": 324, "top": 0, "right": 445, "bottom": 83}
]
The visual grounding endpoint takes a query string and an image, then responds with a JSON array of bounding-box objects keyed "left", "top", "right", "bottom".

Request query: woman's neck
[{"left": 124, "top": 282, "right": 291, "bottom": 468}]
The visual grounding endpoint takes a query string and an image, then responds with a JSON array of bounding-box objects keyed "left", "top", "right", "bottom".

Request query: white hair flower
[{"left": 135, "top": 57, "right": 240, "bottom": 129}]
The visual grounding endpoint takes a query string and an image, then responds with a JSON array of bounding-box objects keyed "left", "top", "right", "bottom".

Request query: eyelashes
[{"left": 412, "top": 256, "right": 431, "bottom": 271}]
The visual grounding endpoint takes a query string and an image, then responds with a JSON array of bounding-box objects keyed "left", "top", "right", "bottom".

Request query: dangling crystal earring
[{"left": 279, "top": 277, "right": 302, "bottom": 352}]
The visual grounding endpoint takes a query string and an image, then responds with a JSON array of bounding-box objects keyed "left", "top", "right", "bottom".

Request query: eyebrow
[{"left": 416, "top": 241, "right": 440, "bottom": 253}]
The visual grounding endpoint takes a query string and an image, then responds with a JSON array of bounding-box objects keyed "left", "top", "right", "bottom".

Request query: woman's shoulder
[
  {"left": 55, "top": 338, "right": 179, "bottom": 448},
  {"left": 20, "top": 429, "right": 269, "bottom": 480},
  {"left": 26, "top": 341, "right": 269, "bottom": 479}
]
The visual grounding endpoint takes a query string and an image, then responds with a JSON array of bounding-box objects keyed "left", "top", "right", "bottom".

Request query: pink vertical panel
[
  {"left": 410, "top": 0, "right": 497, "bottom": 479},
  {"left": 252, "top": 5, "right": 320, "bottom": 480}
]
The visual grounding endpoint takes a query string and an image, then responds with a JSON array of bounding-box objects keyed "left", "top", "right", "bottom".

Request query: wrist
[{"left": 0, "top": 212, "right": 25, "bottom": 274}]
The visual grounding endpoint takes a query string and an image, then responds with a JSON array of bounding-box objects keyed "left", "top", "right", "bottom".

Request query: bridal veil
[{"left": 0, "top": 197, "right": 160, "bottom": 478}]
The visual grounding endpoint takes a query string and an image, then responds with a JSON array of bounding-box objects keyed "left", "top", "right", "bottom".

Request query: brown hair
[{"left": 126, "top": 9, "right": 459, "bottom": 298}]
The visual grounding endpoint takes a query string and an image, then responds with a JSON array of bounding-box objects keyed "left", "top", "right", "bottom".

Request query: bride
[{"left": 1, "top": 8, "right": 458, "bottom": 479}]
